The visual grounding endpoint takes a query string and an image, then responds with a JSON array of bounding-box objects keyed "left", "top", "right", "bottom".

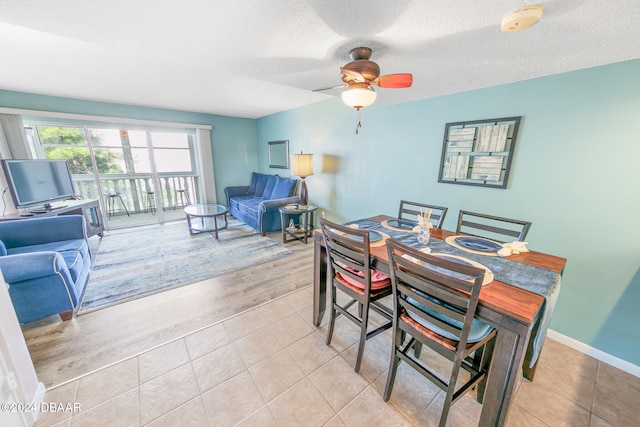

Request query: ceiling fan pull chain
[{"left": 355, "top": 109, "right": 362, "bottom": 135}]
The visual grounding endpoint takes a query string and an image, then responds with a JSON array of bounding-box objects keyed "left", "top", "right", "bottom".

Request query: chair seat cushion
[
  {"left": 406, "top": 296, "right": 493, "bottom": 343},
  {"left": 229, "top": 195, "right": 254, "bottom": 211},
  {"left": 7, "top": 239, "right": 89, "bottom": 283},
  {"left": 337, "top": 266, "right": 390, "bottom": 290},
  {"left": 237, "top": 197, "right": 261, "bottom": 218}
]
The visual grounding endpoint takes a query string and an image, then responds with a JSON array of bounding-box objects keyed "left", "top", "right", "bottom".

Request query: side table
[{"left": 279, "top": 204, "right": 317, "bottom": 244}]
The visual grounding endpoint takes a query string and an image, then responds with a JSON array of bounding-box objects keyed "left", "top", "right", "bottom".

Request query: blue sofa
[
  {"left": 0, "top": 215, "right": 92, "bottom": 324},
  {"left": 225, "top": 172, "right": 299, "bottom": 234}
]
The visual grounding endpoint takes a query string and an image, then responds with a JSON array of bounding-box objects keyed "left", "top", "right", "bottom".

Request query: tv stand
[
  {"left": 1, "top": 199, "right": 104, "bottom": 237},
  {"left": 28, "top": 204, "right": 69, "bottom": 214}
]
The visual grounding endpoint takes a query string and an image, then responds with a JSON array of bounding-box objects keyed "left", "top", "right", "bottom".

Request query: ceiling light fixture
[
  {"left": 341, "top": 85, "right": 377, "bottom": 110},
  {"left": 341, "top": 84, "right": 377, "bottom": 134},
  {"left": 501, "top": 5, "right": 544, "bottom": 32}
]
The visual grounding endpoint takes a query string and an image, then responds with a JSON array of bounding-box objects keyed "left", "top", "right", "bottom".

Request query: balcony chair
[
  {"left": 456, "top": 210, "right": 531, "bottom": 242},
  {"left": 104, "top": 192, "right": 130, "bottom": 218},
  {"left": 319, "top": 217, "right": 393, "bottom": 373},
  {"left": 171, "top": 180, "right": 192, "bottom": 210},
  {"left": 142, "top": 183, "right": 156, "bottom": 215},
  {"left": 398, "top": 200, "right": 448, "bottom": 228},
  {"left": 383, "top": 239, "right": 496, "bottom": 427}
]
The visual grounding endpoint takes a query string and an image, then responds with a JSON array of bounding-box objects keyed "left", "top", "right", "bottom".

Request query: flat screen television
[{"left": 1, "top": 159, "right": 76, "bottom": 210}]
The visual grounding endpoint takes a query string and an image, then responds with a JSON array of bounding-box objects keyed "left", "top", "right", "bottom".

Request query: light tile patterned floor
[{"left": 35, "top": 287, "right": 640, "bottom": 427}]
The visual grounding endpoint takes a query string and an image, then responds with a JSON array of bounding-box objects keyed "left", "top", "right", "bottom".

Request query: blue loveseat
[
  {"left": 0, "top": 215, "right": 92, "bottom": 324},
  {"left": 225, "top": 172, "right": 299, "bottom": 234}
]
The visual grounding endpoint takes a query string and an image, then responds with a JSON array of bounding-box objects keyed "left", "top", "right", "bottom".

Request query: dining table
[{"left": 312, "top": 214, "right": 567, "bottom": 427}]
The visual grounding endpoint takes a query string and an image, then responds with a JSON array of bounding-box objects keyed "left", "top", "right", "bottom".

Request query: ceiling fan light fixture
[
  {"left": 501, "top": 4, "right": 544, "bottom": 32},
  {"left": 341, "top": 86, "right": 377, "bottom": 110}
]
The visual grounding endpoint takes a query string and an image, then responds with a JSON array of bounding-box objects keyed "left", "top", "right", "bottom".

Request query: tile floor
[{"left": 34, "top": 286, "right": 640, "bottom": 427}]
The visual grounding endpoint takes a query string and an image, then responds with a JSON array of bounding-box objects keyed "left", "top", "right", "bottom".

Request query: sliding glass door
[{"left": 24, "top": 123, "right": 201, "bottom": 229}]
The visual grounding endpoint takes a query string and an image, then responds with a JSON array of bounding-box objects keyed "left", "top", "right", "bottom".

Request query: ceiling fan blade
[
  {"left": 340, "top": 67, "right": 366, "bottom": 83},
  {"left": 312, "top": 83, "right": 347, "bottom": 92},
  {"left": 374, "top": 73, "right": 413, "bottom": 88}
]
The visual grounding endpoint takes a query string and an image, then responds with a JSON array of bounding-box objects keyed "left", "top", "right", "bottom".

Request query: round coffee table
[{"left": 184, "top": 203, "right": 229, "bottom": 239}]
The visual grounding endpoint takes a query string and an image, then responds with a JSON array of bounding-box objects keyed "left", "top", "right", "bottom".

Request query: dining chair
[
  {"left": 383, "top": 238, "right": 496, "bottom": 427},
  {"left": 319, "top": 217, "right": 393, "bottom": 373},
  {"left": 456, "top": 210, "right": 531, "bottom": 242},
  {"left": 398, "top": 200, "right": 448, "bottom": 228}
]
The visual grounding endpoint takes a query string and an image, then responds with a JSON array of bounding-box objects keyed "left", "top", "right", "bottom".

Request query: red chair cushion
[{"left": 337, "top": 266, "right": 390, "bottom": 290}]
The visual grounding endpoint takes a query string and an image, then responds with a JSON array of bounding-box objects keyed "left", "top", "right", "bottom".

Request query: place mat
[
  {"left": 381, "top": 219, "right": 418, "bottom": 233},
  {"left": 445, "top": 235, "right": 502, "bottom": 257},
  {"left": 346, "top": 224, "right": 390, "bottom": 247}
]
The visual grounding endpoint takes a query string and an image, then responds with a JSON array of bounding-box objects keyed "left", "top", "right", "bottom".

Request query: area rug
[{"left": 78, "top": 218, "right": 292, "bottom": 314}]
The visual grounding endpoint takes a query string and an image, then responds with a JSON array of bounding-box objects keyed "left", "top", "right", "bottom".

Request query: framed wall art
[
  {"left": 437, "top": 116, "right": 521, "bottom": 189},
  {"left": 268, "top": 140, "right": 289, "bottom": 169}
]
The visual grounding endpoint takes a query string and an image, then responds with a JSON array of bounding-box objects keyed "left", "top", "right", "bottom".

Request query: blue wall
[
  {"left": 257, "top": 59, "right": 640, "bottom": 366},
  {"left": 0, "top": 90, "right": 259, "bottom": 203}
]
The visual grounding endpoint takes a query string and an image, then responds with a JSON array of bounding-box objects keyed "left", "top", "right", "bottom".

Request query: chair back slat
[
  {"left": 398, "top": 200, "right": 448, "bottom": 229},
  {"left": 393, "top": 254, "right": 476, "bottom": 296},
  {"left": 325, "top": 239, "right": 366, "bottom": 268},
  {"left": 320, "top": 218, "right": 373, "bottom": 288},
  {"left": 397, "top": 284, "right": 466, "bottom": 339},
  {"left": 456, "top": 210, "right": 531, "bottom": 242},
  {"left": 386, "top": 239, "right": 485, "bottom": 348},
  {"left": 394, "top": 263, "right": 474, "bottom": 328},
  {"left": 459, "top": 219, "right": 522, "bottom": 239},
  {"left": 397, "top": 281, "right": 468, "bottom": 325}
]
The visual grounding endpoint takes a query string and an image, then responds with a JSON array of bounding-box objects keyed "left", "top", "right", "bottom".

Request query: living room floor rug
[{"left": 78, "top": 218, "right": 292, "bottom": 314}]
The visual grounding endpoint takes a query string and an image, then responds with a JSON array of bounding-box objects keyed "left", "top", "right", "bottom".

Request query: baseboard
[{"left": 547, "top": 329, "right": 640, "bottom": 378}]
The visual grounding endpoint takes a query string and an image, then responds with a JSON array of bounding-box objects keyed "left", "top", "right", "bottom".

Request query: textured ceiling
[{"left": 1, "top": 0, "right": 639, "bottom": 119}]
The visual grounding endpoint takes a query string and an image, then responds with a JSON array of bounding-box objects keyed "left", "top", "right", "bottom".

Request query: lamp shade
[
  {"left": 341, "top": 87, "right": 377, "bottom": 109},
  {"left": 290, "top": 153, "right": 314, "bottom": 178}
]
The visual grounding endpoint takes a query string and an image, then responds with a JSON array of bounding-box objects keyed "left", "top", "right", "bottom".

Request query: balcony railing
[{"left": 72, "top": 173, "right": 200, "bottom": 214}]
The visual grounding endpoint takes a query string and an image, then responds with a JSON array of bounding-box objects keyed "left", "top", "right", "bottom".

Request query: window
[{"left": 24, "top": 122, "right": 201, "bottom": 227}]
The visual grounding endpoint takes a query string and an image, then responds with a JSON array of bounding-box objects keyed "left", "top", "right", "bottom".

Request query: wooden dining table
[{"left": 312, "top": 215, "right": 567, "bottom": 426}]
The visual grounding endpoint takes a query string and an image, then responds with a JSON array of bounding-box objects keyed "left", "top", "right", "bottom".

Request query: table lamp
[{"left": 290, "top": 152, "right": 313, "bottom": 206}]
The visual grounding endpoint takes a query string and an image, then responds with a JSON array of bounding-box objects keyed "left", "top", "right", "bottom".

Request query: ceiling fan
[{"left": 313, "top": 46, "right": 413, "bottom": 111}]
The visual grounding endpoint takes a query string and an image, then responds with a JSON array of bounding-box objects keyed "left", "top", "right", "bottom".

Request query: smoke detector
[{"left": 501, "top": 5, "right": 544, "bottom": 32}]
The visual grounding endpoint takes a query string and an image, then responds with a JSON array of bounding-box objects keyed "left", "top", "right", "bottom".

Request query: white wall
[{"left": 0, "top": 270, "right": 45, "bottom": 426}]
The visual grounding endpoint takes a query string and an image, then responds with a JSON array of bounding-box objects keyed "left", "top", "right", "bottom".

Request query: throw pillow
[
  {"left": 254, "top": 173, "right": 269, "bottom": 197},
  {"left": 0, "top": 240, "right": 6, "bottom": 256},
  {"left": 271, "top": 177, "right": 297, "bottom": 199},
  {"left": 262, "top": 175, "right": 277, "bottom": 200},
  {"left": 247, "top": 172, "right": 259, "bottom": 195}
]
